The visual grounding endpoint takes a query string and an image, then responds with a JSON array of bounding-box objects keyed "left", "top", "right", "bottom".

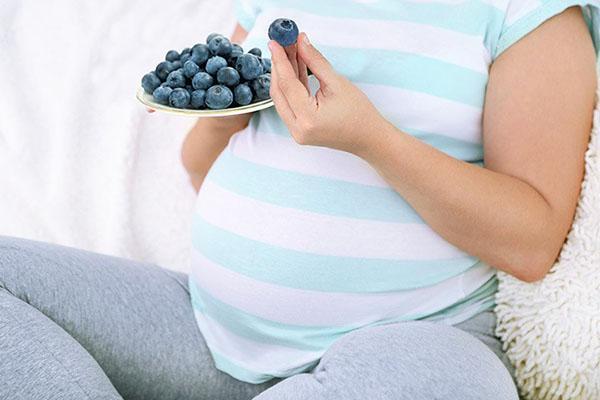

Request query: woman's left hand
[{"left": 268, "top": 33, "right": 390, "bottom": 156}]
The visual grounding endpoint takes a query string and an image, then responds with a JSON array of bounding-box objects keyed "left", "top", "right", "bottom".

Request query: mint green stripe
[
  {"left": 191, "top": 215, "right": 479, "bottom": 292},
  {"left": 259, "top": 0, "right": 505, "bottom": 37},
  {"left": 494, "top": 0, "right": 600, "bottom": 59},
  {"left": 189, "top": 270, "right": 495, "bottom": 357},
  {"left": 208, "top": 348, "right": 284, "bottom": 384},
  {"left": 207, "top": 149, "right": 423, "bottom": 223},
  {"left": 248, "top": 40, "right": 488, "bottom": 106}
]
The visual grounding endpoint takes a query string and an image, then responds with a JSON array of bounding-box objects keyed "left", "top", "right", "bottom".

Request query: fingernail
[
  {"left": 303, "top": 34, "right": 310, "bottom": 46},
  {"left": 268, "top": 40, "right": 275, "bottom": 51}
]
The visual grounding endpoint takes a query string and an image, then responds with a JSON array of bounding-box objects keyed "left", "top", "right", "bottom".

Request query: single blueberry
[
  {"left": 234, "top": 83, "right": 253, "bottom": 106},
  {"left": 169, "top": 88, "right": 191, "bottom": 109},
  {"left": 206, "top": 33, "right": 220, "bottom": 44},
  {"left": 142, "top": 72, "right": 161, "bottom": 94},
  {"left": 205, "top": 56, "right": 228, "bottom": 75},
  {"left": 208, "top": 36, "right": 233, "bottom": 57},
  {"left": 231, "top": 43, "right": 244, "bottom": 56},
  {"left": 166, "top": 70, "right": 186, "bottom": 88},
  {"left": 191, "top": 44, "right": 210, "bottom": 66},
  {"left": 183, "top": 60, "right": 201, "bottom": 78},
  {"left": 171, "top": 60, "right": 182, "bottom": 70},
  {"left": 251, "top": 73, "right": 271, "bottom": 100},
  {"left": 166, "top": 50, "right": 180, "bottom": 62},
  {"left": 181, "top": 47, "right": 191, "bottom": 56},
  {"left": 268, "top": 18, "right": 299, "bottom": 47},
  {"left": 190, "top": 89, "right": 206, "bottom": 109},
  {"left": 248, "top": 48, "right": 262, "bottom": 57},
  {"left": 205, "top": 85, "right": 234, "bottom": 109},
  {"left": 235, "top": 54, "right": 264, "bottom": 81},
  {"left": 192, "top": 72, "right": 214, "bottom": 90},
  {"left": 261, "top": 58, "right": 272, "bottom": 73},
  {"left": 180, "top": 53, "right": 191, "bottom": 66},
  {"left": 152, "top": 86, "right": 173, "bottom": 105},
  {"left": 217, "top": 67, "right": 240, "bottom": 87},
  {"left": 155, "top": 61, "right": 176, "bottom": 81}
]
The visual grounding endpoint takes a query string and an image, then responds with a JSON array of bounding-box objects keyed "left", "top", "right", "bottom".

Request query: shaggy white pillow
[{"left": 495, "top": 70, "right": 600, "bottom": 400}]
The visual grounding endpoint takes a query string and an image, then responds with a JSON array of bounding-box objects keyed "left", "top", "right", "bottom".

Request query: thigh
[
  {"left": 454, "top": 309, "right": 516, "bottom": 381},
  {"left": 254, "top": 320, "right": 519, "bottom": 400},
  {"left": 0, "top": 288, "right": 123, "bottom": 400},
  {"left": 0, "top": 236, "right": 280, "bottom": 400}
]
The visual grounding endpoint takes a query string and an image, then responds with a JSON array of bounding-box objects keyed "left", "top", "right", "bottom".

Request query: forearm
[
  {"left": 358, "top": 123, "right": 566, "bottom": 282},
  {"left": 181, "top": 115, "right": 251, "bottom": 192}
]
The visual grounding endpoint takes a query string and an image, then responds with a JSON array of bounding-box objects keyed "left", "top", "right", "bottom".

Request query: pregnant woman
[{"left": 1, "top": 1, "right": 599, "bottom": 399}]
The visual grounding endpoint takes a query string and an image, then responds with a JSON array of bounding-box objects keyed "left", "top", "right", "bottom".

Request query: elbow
[{"left": 505, "top": 245, "right": 559, "bottom": 283}]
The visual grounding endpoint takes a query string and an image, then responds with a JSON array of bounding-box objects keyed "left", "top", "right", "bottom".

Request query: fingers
[
  {"left": 297, "top": 33, "right": 336, "bottom": 84},
  {"left": 268, "top": 40, "right": 314, "bottom": 117},
  {"left": 269, "top": 54, "right": 297, "bottom": 128},
  {"left": 146, "top": 108, "right": 155, "bottom": 113},
  {"left": 298, "top": 56, "right": 309, "bottom": 92},
  {"left": 284, "top": 44, "right": 300, "bottom": 79}
]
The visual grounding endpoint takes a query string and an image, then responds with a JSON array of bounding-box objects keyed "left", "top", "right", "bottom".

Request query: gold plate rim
[{"left": 136, "top": 87, "right": 274, "bottom": 117}]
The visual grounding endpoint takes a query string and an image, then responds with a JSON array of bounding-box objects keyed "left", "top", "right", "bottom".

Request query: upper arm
[
  {"left": 483, "top": 6, "right": 597, "bottom": 237},
  {"left": 231, "top": 23, "right": 249, "bottom": 45}
]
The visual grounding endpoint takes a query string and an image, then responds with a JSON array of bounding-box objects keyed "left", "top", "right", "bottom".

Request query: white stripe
[
  {"left": 197, "top": 179, "right": 467, "bottom": 260},
  {"left": 409, "top": 0, "right": 506, "bottom": 10},
  {"left": 504, "top": 0, "right": 543, "bottom": 27},
  {"left": 230, "top": 125, "right": 389, "bottom": 187},
  {"left": 249, "top": 8, "right": 491, "bottom": 71},
  {"left": 192, "top": 309, "right": 323, "bottom": 372},
  {"left": 191, "top": 249, "right": 496, "bottom": 326},
  {"left": 356, "top": 82, "right": 483, "bottom": 143}
]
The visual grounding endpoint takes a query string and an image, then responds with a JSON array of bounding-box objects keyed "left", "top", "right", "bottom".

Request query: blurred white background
[{"left": 0, "top": 1, "right": 236, "bottom": 272}]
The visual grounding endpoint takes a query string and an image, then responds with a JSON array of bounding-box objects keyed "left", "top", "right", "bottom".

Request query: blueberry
[
  {"left": 186, "top": 85, "right": 194, "bottom": 97},
  {"left": 208, "top": 36, "right": 232, "bottom": 57},
  {"left": 268, "top": 18, "right": 299, "bottom": 47},
  {"left": 251, "top": 73, "right": 271, "bottom": 100},
  {"left": 261, "top": 58, "right": 272, "bottom": 73},
  {"left": 152, "top": 86, "right": 173, "bottom": 105},
  {"left": 190, "top": 89, "right": 206, "bottom": 109},
  {"left": 231, "top": 43, "right": 244, "bottom": 56},
  {"left": 169, "top": 88, "right": 191, "bottom": 109},
  {"left": 171, "top": 60, "right": 182, "bottom": 70},
  {"left": 234, "top": 83, "right": 253, "bottom": 106},
  {"left": 166, "top": 70, "right": 186, "bottom": 88},
  {"left": 166, "top": 50, "right": 180, "bottom": 62},
  {"left": 235, "top": 54, "right": 264, "bottom": 80},
  {"left": 248, "top": 48, "right": 262, "bottom": 57},
  {"left": 191, "top": 44, "right": 210, "bottom": 66},
  {"left": 183, "top": 60, "right": 200, "bottom": 78},
  {"left": 192, "top": 72, "right": 214, "bottom": 90},
  {"left": 227, "top": 54, "right": 241, "bottom": 68},
  {"left": 155, "top": 61, "right": 176, "bottom": 81},
  {"left": 180, "top": 53, "right": 191, "bottom": 65},
  {"left": 217, "top": 67, "right": 240, "bottom": 87},
  {"left": 206, "top": 33, "right": 220, "bottom": 44},
  {"left": 205, "top": 85, "right": 233, "bottom": 109},
  {"left": 181, "top": 47, "right": 191, "bottom": 56},
  {"left": 205, "top": 56, "right": 228, "bottom": 75},
  {"left": 142, "top": 72, "right": 161, "bottom": 94}
]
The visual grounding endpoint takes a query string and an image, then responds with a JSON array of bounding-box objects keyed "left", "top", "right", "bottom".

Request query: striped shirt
[{"left": 189, "top": 0, "right": 600, "bottom": 384}]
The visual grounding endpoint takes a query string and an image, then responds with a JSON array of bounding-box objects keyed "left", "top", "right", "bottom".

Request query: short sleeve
[
  {"left": 234, "top": 0, "right": 261, "bottom": 32},
  {"left": 493, "top": 0, "right": 600, "bottom": 60}
]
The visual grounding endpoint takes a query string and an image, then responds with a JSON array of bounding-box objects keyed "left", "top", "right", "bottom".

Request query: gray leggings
[{"left": 0, "top": 236, "right": 518, "bottom": 400}]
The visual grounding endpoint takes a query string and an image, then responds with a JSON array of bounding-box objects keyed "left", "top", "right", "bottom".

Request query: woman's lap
[{"left": 0, "top": 236, "right": 518, "bottom": 399}]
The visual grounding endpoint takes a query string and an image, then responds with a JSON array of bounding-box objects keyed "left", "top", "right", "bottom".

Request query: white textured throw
[{"left": 495, "top": 68, "right": 600, "bottom": 400}]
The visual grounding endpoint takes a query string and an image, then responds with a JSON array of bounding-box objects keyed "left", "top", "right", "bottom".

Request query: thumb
[{"left": 297, "top": 33, "right": 336, "bottom": 84}]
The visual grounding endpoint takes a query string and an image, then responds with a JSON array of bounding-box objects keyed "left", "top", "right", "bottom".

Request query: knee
[{"left": 308, "top": 321, "right": 518, "bottom": 400}]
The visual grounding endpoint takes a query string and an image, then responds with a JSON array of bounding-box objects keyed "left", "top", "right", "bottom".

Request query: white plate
[{"left": 136, "top": 87, "right": 274, "bottom": 117}]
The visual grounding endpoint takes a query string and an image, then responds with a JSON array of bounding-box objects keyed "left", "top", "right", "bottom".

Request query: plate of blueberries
[{"left": 137, "top": 18, "right": 299, "bottom": 117}]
